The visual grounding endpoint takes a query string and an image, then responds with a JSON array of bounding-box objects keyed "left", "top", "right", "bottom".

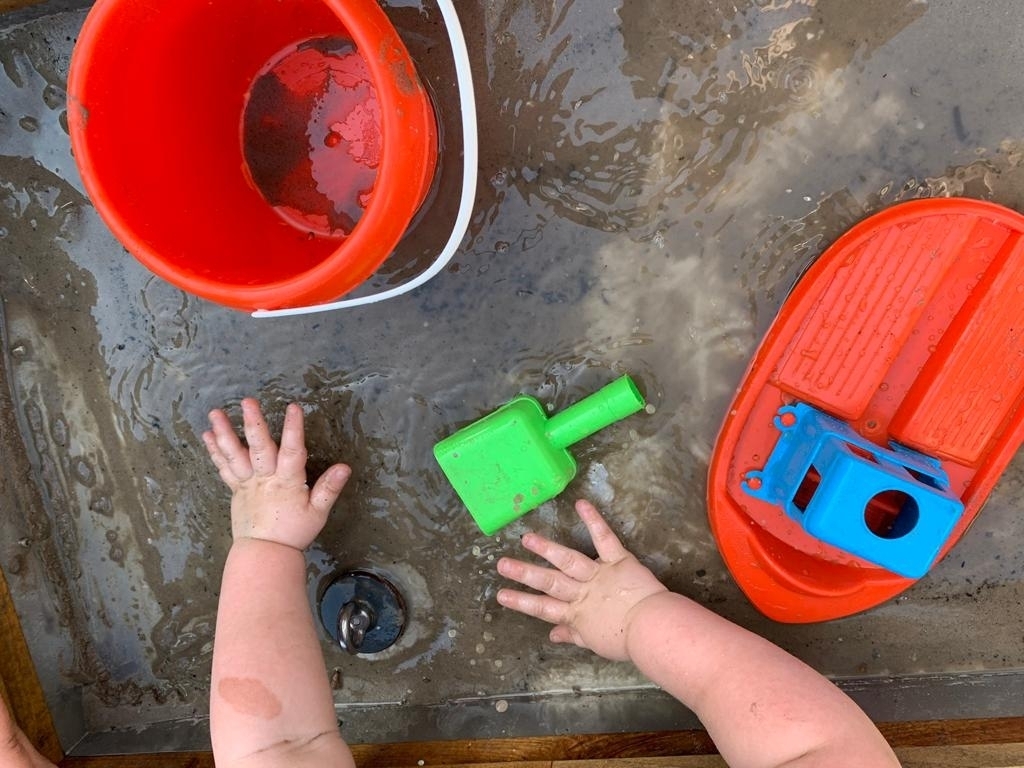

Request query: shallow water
[{"left": 3, "top": 0, "right": 1024, "bottom": 747}]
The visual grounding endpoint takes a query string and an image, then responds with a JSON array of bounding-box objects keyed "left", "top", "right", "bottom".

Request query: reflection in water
[
  {"left": 478, "top": 0, "right": 927, "bottom": 236},
  {"left": 3, "top": 0, "right": 1024, "bottom": 738}
]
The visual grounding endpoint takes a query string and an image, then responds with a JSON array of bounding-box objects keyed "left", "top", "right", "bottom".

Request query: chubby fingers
[
  {"left": 241, "top": 398, "right": 277, "bottom": 477},
  {"left": 308, "top": 463, "right": 352, "bottom": 517},
  {"left": 497, "top": 557, "right": 583, "bottom": 602},
  {"left": 204, "top": 408, "right": 252, "bottom": 485},
  {"left": 520, "top": 531, "right": 600, "bottom": 582},
  {"left": 276, "top": 403, "right": 309, "bottom": 481},
  {"left": 576, "top": 499, "right": 628, "bottom": 563},
  {"left": 496, "top": 587, "right": 570, "bottom": 625}
]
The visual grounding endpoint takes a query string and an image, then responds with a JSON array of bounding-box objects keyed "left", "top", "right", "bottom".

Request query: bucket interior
[{"left": 75, "top": 0, "right": 353, "bottom": 285}]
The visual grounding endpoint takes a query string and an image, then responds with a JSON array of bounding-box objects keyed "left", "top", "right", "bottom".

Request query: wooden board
[
  {"left": 0, "top": 548, "right": 63, "bottom": 764},
  {"left": 56, "top": 743, "right": 1024, "bottom": 768},
  {"left": 0, "top": 0, "right": 45, "bottom": 13},
  {"left": 54, "top": 725, "right": 1024, "bottom": 767},
  {"left": 897, "top": 744, "right": 1024, "bottom": 768}
]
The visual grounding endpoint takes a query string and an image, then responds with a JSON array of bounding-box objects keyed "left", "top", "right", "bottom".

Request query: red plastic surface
[
  {"left": 67, "top": 0, "right": 437, "bottom": 311},
  {"left": 708, "top": 198, "right": 1024, "bottom": 623}
]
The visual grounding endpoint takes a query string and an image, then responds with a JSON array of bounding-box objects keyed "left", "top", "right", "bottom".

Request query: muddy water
[{"left": 3, "top": 0, "right": 1024, "bottom": 743}]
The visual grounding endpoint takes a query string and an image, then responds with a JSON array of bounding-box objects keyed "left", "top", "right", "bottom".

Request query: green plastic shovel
[{"left": 434, "top": 375, "right": 645, "bottom": 535}]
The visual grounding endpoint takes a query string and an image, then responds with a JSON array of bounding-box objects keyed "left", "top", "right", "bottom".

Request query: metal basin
[{"left": 1, "top": 0, "right": 1023, "bottom": 756}]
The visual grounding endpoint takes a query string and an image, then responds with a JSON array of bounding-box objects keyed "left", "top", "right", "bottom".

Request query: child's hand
[
  {"left": 203, "top": 398, "right": 351, "bottom": 551},
  {"left": 496, "top": 499, "right": 668, "bottom": 662}
]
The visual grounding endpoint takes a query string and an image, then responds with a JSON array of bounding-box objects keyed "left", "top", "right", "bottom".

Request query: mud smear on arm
[{"left": 217, "top": 677, "right": 283, "bottom": 720}]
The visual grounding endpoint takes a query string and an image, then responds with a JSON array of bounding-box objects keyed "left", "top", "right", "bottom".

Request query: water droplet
[
  {"left": 108, "top": 545, "right": 125, "bottom": 565},
  {"left": 779, "top": 58, "right": 819, "bottom": 104},
  {"left": 42, "top": 83, "right": 65, "bottom": 110},
  {"left": 73, "top": 457, "right": 96, "bottom": 487},
  {"left": 90, "top": 495, "right": 113, "bottom": 516},
  {"left": 50, "top": 416, "right": 69, "bottom": 446},
  {"left": 144, "top": 475, "right": 164, "bottom": 504}
]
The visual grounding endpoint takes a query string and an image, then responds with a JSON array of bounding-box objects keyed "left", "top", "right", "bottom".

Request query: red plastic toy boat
[{"left": 708, "top": 198, "right": 1024, "bottom": 623}]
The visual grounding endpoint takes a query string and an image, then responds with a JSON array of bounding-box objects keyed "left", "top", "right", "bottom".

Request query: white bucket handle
[{"left": 252, "top": 0, "right": 478, "bottom": 318}]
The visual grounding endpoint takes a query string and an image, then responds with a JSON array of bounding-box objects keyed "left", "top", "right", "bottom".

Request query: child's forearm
[
  {"left": 625, "top": 592, "right": 898, "bottom": 768},
  {"left": 211, "top": 538, "right": 349, "bottom": 766}
]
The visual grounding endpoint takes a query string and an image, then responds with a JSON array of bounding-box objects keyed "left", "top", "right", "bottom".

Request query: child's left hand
[
  {"left": 496, "top": 499, "right": 668, "bottom": 662},
  {"left": 203, "top": 398, "right": 351, "bottom": 551}
]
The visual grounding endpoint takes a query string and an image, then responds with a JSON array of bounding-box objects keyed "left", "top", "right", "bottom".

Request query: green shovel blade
[{"left": 434, "top": 375, "right": 645, "bottom": 535}]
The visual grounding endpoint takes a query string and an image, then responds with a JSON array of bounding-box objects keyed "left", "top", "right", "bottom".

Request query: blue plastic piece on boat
[{"left": 741, "top": 403, "right": 964, "bottom": 579}]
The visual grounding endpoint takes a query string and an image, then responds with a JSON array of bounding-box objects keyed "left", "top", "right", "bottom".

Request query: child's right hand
[
  {"left": 202, "top": 398, "right": 351, "bottom": 551},
  {"left": 496, "top": 499, "right": 668, "bottom": 662}
]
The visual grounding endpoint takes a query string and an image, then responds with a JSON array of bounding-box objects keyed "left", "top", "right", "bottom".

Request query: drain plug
[{"left": 318, "top": 570, "right": 407, "bottom": 655}]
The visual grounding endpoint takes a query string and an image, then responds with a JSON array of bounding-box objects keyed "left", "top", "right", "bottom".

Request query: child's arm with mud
[
  {"left": 496, "top": 499, "right": 899, "bottom": 768},
  {"left": 204, "top": 399, "right": 355, "bottom": 768}
]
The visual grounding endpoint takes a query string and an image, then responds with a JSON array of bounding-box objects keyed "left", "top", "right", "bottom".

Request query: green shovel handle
[{"left": 545, "top": 375, "right": 645, "bottom": 450}]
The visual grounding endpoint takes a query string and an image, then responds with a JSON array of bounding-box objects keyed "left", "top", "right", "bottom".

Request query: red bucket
[{"left": 68, "top": 0, "right": 438, "bottom": 312}]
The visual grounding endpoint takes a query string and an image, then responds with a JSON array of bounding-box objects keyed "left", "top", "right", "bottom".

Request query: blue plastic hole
[
  {"left": 865, "top": 490, "right": 919, "bottom": 539},
  {"left": 792, "top": 465, "right": 821, "bottom": 512}
]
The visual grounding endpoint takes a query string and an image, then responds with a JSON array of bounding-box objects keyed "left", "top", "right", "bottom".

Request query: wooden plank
[
  {"left": 352, "top": 731, "right": 716, "bottom": 767},
  {"left": 553, "top": 758, "right": 725, "bottom": 768},
  {"left": 897, "top": 743, "right": 1024, "bottom": 768},
  {"left": 50, "top": 735, "right": 1024, "bottom": 768},
  {"left": 61, "top": 758, "right": 214, "bottom": 768},
  {"left": 881, "top": 718, "right": 1024, "bottom": 747},
  {"left": 0, "top": 0, "right": 45, "bottom": 13},
  {"left": 59, "top": 743, "right": 1024, "bottom": 768},
  {"left": 549, "top": 745, "right": 1024, "bottom": 768},
  {"left": 346, "top": 732, "right": 716, "bottom": 768},
  {"left": 0, "top": 563, "right": 63, "bottom": 764},
  {"left": 61, "top": 761, "right": 549, "bottom": 768}
]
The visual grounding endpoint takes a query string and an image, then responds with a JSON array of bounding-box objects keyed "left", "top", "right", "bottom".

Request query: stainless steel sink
[{"left": 2, "top": 0, "right": 1024, "bottom": 756}]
